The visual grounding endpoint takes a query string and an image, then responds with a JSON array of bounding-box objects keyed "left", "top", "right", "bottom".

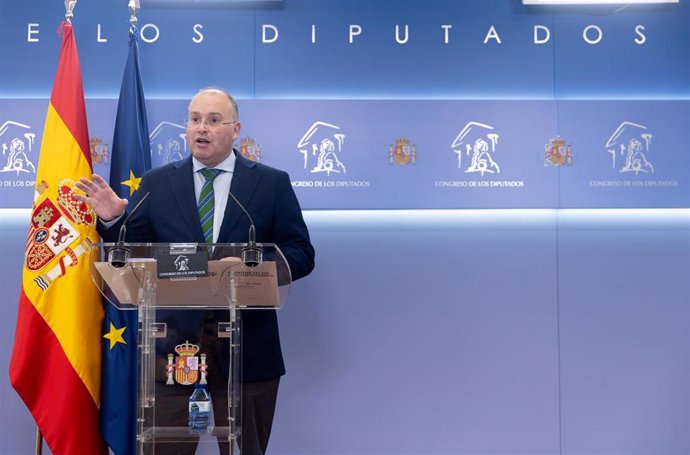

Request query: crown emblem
[
  {"left": 56, "top": 179, "right": 95, "bottom": 225},
  {"left": 175, "top": 340, "right": 200, "bottom": 357},
  {"left": 89, "top": 136, "right": 102, "bottom": 153},
  {"left": 35, "top": 180, "right": 49, "bottom": 196}
]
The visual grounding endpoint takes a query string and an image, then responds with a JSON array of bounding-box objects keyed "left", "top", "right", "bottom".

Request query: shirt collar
[{"left": 192, "top": 149, "right": 237, "bottom": 174}]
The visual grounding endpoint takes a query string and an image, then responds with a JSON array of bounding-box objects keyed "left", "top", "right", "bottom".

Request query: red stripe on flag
[
  {"left": 50, "top": 22, "right": 92, "bottom": 167},
  {"left": 10, "top": 290, "right": 107, "bottom": 455}
]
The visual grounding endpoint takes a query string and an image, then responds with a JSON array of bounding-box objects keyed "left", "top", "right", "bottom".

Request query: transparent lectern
[{"left": 89, "top": 242, "right": 292, "bottom": 455}]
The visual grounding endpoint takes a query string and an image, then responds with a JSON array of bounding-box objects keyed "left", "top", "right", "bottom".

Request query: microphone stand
[
  {"left": 228, "top": 191, "right": 263, "bottom": 267},
  {"left": 108, "top": 192, "right": 150, "bottom": 268}
]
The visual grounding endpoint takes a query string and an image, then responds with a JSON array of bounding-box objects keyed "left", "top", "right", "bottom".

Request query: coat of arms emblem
[
  {"left": 89, "top": 137, "right": 110, "bottom": 164},
  {"left": 544, "top": 138, "right": 573, "bottom": 167},
  {"left": 26, "top": 179, "right": 95, "bottom": 291},
  {"left": 166, "top": 340, "right": 208, "bottom": 386},
  {"left": 239, "top": 137, "right": 262, "bottom": 162},
  {"left": 389, "top": 138, "right": 417, "bottom": 165}
]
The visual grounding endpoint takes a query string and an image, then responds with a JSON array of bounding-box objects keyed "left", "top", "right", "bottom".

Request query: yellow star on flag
[
  {"left": 103, "top": 322, "right": 127, "bottom": 350},
  {"left": 121, "top": 169, "right": 142, "bottom": 196}
]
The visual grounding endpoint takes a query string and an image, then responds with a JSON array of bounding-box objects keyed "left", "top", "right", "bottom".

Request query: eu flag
[{"left": 100, "top": 26, "right": 151, "bottom": 455}]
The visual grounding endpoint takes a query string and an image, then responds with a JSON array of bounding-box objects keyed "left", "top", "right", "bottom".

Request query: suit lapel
[
  {"left": 219, "top": 152, "right": 260, "bottom": 242},
  {"left": 169, "top": 157, "right": 206, "bottom": 242}
]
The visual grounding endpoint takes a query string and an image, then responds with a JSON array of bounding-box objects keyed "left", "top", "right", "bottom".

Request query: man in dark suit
[{"left": 76, "top": 87, "right": 315, "bottom": 455}]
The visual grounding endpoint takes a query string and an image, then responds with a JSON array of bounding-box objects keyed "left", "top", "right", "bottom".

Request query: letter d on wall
[{"left": 263, "top": 24, "right": 279, "bottom": 43}]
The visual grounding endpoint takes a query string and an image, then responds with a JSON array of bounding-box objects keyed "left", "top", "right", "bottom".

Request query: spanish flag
[{"left": 9, "top": 21, "right": 107, "bottom": 455}]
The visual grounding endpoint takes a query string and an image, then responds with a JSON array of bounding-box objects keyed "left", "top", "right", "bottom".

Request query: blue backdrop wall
[{"left": 0, "top": 1, "right": 688, "bottom": 454}]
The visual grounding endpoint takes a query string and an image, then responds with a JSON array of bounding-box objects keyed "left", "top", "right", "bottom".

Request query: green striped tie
[{"left": 198, "top": 168, "right": 222, "bottom": 243}]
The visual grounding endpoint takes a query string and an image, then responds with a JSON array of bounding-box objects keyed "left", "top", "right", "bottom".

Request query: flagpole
[
  {"left": 127, "top": 9, "right": 143, "bottom": 455},
  {"left": 34, "top": 428, "right": 43, "bottom": 455},
  {"left": 126, "top": 5, "right": 144, "bottom": 454}
]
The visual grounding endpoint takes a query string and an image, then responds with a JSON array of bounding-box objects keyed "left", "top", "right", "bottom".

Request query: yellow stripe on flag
[{"left": 22, "top": 102, "right": 104, "bottom": 405}]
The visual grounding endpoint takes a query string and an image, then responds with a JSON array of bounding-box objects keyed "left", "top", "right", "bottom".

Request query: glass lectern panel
[{"left": 88, "top": 242, "right": 291, "bottom": 455}]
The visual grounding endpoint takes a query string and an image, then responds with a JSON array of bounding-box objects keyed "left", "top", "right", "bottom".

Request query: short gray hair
[{"left": 191, "top": 86, "right": 240, "bottom": 121}]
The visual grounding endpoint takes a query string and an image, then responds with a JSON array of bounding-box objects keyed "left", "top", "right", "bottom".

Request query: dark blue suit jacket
[{"left": 100, "top": 151, "right": 315, "bottom": 381}]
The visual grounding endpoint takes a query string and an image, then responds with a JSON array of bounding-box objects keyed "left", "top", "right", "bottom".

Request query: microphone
[
  {"left": 108, "top": 192, "right": 151, "bottom": 268},
  {"left": 228, "top": 190, "right": 262, "bottom": 267}
]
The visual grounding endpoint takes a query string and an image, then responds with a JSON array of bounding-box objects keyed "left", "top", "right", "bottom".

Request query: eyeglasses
[{"left": 186, "top": 115, "right": 238, "bottom": 129}]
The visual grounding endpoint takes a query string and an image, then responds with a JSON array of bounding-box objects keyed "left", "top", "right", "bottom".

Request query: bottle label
[{"left": 190, "top": 401, "right": 211, "bottom": 413}]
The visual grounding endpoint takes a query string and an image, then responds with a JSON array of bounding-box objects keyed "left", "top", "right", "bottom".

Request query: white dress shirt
[{"left": 192, "top": 152, "right": 236, "bottom": 243}]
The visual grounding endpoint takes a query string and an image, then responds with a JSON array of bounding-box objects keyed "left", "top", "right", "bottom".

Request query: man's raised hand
[{"left": 74, "top": 174, "right": 128, "bottom": 222}]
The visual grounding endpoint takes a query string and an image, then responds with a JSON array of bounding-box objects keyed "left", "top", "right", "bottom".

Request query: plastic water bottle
[{"left": 189, "top": 382, "right": 211, "bottom": 430}]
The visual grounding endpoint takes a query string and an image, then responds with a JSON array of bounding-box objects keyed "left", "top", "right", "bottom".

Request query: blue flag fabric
[{"left": 101, "top": 27, "right": 151, "bottom": 455}]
